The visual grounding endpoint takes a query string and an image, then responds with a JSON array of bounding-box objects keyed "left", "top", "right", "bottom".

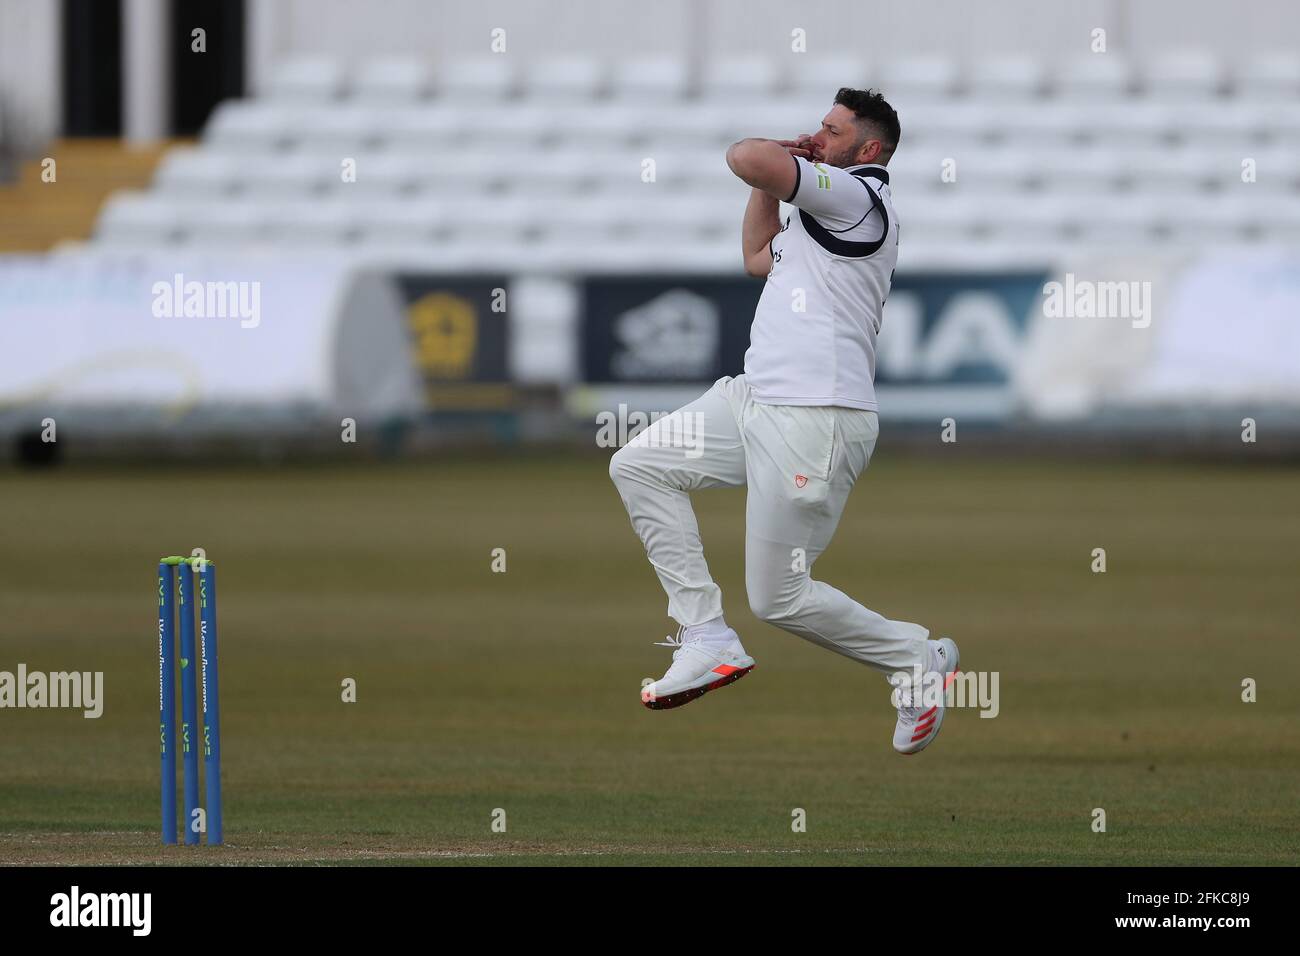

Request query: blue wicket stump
[
  {"left": 158, "top": 562, "right": 177, "bottom": 844},
  {"left": 198, "top": 562, "right": 223, "bottom": 845},
  {"left": 159, "top": 555, "right": 224, "bottom": 846},
  {"left": 177, "top": 563, "right": 201, "bottom": 844}
]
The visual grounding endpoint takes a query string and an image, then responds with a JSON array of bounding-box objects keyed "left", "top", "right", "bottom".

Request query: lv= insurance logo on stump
[{"left": 158, "top": 555, "right": 223, "bottom": 846}]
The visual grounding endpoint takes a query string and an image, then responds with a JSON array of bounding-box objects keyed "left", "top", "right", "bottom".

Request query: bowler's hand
[{"left": 774, "top": 135, "right": 815, "bottom": 160}]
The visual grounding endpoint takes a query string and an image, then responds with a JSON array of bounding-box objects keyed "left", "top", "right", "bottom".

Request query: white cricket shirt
[{"left": 744, "top": 157, "right": 899, "bottom": 411}]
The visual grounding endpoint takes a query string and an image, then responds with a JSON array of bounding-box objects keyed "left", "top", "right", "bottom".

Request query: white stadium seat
[
  {"left": 173, "top": 200, "right": 270, "bottom": 246},
  {"left": 435, "top": 238, "right": 534, "bottom": 271},
  {"left": 152, "top": 148, "right": 242, "bottom": 195},
  {"left": 526, "top": 57, "right": 607, "bottom": 101},
  {"left": 353, "top": 199, "right": 447, "bottom": 243},
  {"left": 940, "top": 150, "right": 1040, "bottom": 193},
  {"left": 1053, "top": 55, "right": 1134, "bottom": 101},
  {"left": 878, "top": 56, "right": 960, "bottom": 102},
  {"left": 1266, "top": 103, "right": 1300, "bottom": 146},
  {"left": 440, "top": 197, "right": 538, "bottom": 243},
  {"left": 884, "top": 159, "right": 942, "bottom": 197},
  {"left": 968, "top": 56, "right": 1046, "bottom": 101},
  {"left": 723, "top": 100, "right": 826, "bottom": 142},
  {"left": 289, "top": 106, "right": 388, "bottom": 152},
  {"left": 1207, "top": 146, "right": 1300, "bottom": 191},
  {"left": 266, "top": 57, "right": 347, "bottom": 101},
  {"left": 436, "top": 57, "right": 517, "bottom": 101},
  {"left": 786, "top": 56, "right": 871, "bottom": 101},
  {"left": 239, "top": 152, "right": 339, "bottom": 197},
  {"left": 985, "top": 194, "right": 1080, "bottom": 243},
  {"left": 619, "top": 194, "right": 742, "bottom": 238},
  {"left": 901, "top": 239, "right": 1055, "bottom": 271},
  {"left": 609, "top": 57, "right": 689, "bottom": 102},
  {"left": 638, "top": 103, "right": 753, "bottom": 147},
  {"left": 204, "top": 102, "right": 296, "bottom": 152},
  {"left": 699, "top": 56, "right": 782, "bottom": 99},
  {"left": 1123, "top": 148, "right": 1220, "bottom": 195},
  {"left": 1029, "top": 145, "right": 1129, "bottom": 195},
  {"left": 527, "top": 197, "right": 622, "bottom": 238},
  {"left": 1070, "top": 195, "right": 1167, "bottom": 245},
  {"left": 263, "top": 201, "right": 359, "bottom": 244},
  {"left": 555, "top": 103, "right": 656, "bottom": 146},
  {"left": 1068, "top": 101, "right": 1176, "bottom": 147},
  {"left": 1165, "top": 101, "right": 1275, "bottom": 143},
  {"left": 1233, "top": 192, "right": 1300, "bottom": 242},
  {"left": 1140, "top": 51, "right": 1223, "bottom": 100},
  {"left": 530, "top": 237, "right": 638, "bottom": 270},
  {"left": 378, "top": 107, "right": 464, "bottom": 150},
  {"left": 95, "top": 193, "right": 180, "bottom": 244},
  {"left": 892, "top": 192, "right": 986, "bottom": 240},
  {"left": 603, "top": 147, "right": 734, "bottom": 194},
  {"left": 889, "top": 144, "right": 968, "bottom": 193},
  {"left": 351, "top": 57, "right": 435, "bottom": 102},
  {"left": 504, "top": 151, "right": 599, "bottom": 195},
  {"left": 632, "top": 239, "right": 736, "bottom": 273},
  {"left": 415, "top": 153, "right": 502, "bottom": 195},
  {"left": 898, "top": 101, "right": 1005, "bottom": 146},
  {"left": 457, "top": 108, "right": 554, "bottom": 151},
  {"left": 1234, "top": 52, "right": 1300, "bottom": 101},
  {"left": 325, "top": 153, "right": 431, "bottom": 199},
  {"left": 1163, "top": 194, "right": 1253, "bottom": 244},
  {"left": 993, "top": 102, "right": 1097, "bottom": 146}
]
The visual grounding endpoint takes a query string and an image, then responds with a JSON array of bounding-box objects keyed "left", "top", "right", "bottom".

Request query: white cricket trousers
[{"left": 608, "top": 374, "right": 928, "bottom": 677}]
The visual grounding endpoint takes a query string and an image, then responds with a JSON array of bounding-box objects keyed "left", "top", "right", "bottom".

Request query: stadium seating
[{"left": 87, "top": 53, "right": 1300, "bottom": 270}]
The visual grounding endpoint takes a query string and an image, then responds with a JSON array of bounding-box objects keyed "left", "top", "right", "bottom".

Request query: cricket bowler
[{"left": 609, "top": 87, "right": 960, "bottom": 754}]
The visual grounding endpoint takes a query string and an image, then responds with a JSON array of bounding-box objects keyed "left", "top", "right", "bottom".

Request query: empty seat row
[
  {"left": 70, "top": 232, "right": 1297, "bottom": 274},
  {"left": 267, "top": 52, "right": 1300, "bottom": 103},
  {"left": 153, "top": 147, "right": 739, "bottom": 196},
  {"left": 151, "top": 142, "right": 1300, "bottom": 199},
  {"left": 892, "top": 146, "right": 1300, "bottom": 194},
  {"left": 95, "top": 194, "right": 746, "bottom": 244},
  {"left": 95, "top": 191, "right": 1300, "bottom": 248},
  {"left": 202, "top": 98, "right": 1300, "bottom": 155}
]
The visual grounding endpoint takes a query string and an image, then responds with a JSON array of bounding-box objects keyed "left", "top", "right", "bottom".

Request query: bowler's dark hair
[{"left": 833, "top": 87, "right": 900, "bottom": 163}]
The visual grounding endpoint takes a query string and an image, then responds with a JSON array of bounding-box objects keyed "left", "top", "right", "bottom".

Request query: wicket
[{"left": 158, "top": 555, "right": 223, "bottom": 845}]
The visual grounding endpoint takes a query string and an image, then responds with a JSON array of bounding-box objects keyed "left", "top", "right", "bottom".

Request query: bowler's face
[{"left": 810, "top": 105, "right": 869, "bottom": 168}]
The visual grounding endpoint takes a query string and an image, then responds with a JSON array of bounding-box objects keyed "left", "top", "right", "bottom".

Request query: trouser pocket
[
  {"left": 833, "top": 409, "right": 879, "bottom": 483},
  {"left": 746, "top": 404, "right": 835, "bottom": 495},
  {"left": 777, "top": 406, "right": 835, "bottom": 482}
]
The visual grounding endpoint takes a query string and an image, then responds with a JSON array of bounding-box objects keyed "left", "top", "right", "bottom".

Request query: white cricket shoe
[
  {"left": 641, "top": 627, "right": 755, "bottom": 710},
  {"left": 892, "top": 637, "right": 960, "bottom": 755}
]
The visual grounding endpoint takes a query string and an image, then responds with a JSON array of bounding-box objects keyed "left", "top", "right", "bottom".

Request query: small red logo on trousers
[{"left": 794, "top": 474, "right": 808, "bottom": 488}]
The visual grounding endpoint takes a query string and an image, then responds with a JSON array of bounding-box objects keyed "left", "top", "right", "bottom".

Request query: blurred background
[
  {"left": 2, "top": 0, "right": 1299, "bottom": 462},
  {"left": 1, "top": 0, "right": 1298, "bottom": 866}
]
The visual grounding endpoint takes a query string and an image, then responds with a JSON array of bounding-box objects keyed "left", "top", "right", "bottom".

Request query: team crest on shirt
[{"left": 794, "top": 474, "right": 808, "bottom": 488}]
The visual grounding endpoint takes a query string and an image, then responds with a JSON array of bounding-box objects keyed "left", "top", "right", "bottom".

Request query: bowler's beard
[{"left": 819, "top": 142, "right": 869, "bottom": 169}]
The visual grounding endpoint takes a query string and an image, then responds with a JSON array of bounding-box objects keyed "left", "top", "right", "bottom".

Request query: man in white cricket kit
[{"left": 609, "top": 89, "right": 960, "bottom": 754}]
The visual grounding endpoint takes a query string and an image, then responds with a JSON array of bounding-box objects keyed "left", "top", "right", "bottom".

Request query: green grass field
[{"left": 1, "top": 453, "right": 1297, "bottom": 865}]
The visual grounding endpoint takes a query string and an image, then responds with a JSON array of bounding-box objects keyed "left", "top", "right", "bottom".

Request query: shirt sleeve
[{"left": 786, "top": 156, "right": 880, "bottom": 231}]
